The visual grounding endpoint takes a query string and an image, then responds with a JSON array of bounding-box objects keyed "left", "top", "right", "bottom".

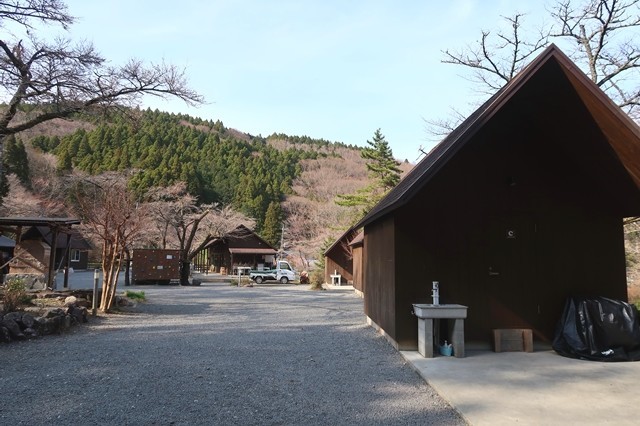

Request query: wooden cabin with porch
[
  {"left": 356, "top": 45, "right": 640, "bottom": 350},
  {"left": 203, "top": 225, "right": 277, "bottom": 275}
]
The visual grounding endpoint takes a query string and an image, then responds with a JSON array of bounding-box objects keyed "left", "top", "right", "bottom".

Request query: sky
[{"left": 41, "top": 1, "right": 552, "bottom": 162}]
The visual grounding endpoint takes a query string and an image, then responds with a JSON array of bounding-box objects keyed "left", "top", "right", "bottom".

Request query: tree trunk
[
  {"left": 124, "top": 249, "right": 131, "bottom": 286},
  {"left": 100, "top": 234, "right": 122, "bottom": 312},
  {"left": 180, "top": 259, "right": 190, "bottom": 286}
]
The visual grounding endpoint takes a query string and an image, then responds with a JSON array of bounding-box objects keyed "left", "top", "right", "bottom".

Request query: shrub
[
  {"left": 309, "top": 269, "right": 325, "bottom": 291},
  {"left": 124, "top": 290, "right": 146, "bottom": 301},
  {"left": 2, "top": 277, "right": 26, "bottom": 312}
]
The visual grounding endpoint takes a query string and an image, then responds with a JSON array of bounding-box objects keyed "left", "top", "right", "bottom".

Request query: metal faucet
[{"left": 432, "top": 281, "right": 440, "bottom": 305}]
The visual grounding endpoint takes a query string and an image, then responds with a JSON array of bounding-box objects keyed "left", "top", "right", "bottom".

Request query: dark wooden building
[
  {"left": 349, "top": 231, "right": 364, "bottom": 294},
  {"left": 204, "top": 225, "right": 277, "bottom": 274},
  {"left": 0, "top": 235, "right": 15, "bottom": 282},
  {"left": 356, "top": 45, "right": 640, "bottom": 350},
  {"left": 324, "top": 228, "right": 360, "bottom": 285},
  {"left": 0, "top": 217, "right": 82, "bottom": 289},
  {"left": 21, "top": 226, "right": 92, "bottom": 270}
]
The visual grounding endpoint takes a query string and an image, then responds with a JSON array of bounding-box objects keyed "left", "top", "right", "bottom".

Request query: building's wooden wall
[
  {"left": 352, "top": 245, "right": 363, "bottom": 292},
  {"left": 363, "top": 216, "right": 396, "bottom": 344},
  {"left": 324, "top": 243, "right": 353, "bottom": 284}
]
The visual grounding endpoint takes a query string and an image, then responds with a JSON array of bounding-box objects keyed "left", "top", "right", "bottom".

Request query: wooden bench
[{"left": 493, "top": 328, "right": 533, "bottom": 352}]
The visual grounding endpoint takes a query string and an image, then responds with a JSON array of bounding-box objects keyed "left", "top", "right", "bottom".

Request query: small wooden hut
[
  {"left": 204, "top": 225, "right": 277, "bottom": 274},
  {"left": 324, "top": 228, "right": 360, "bottom": 285},
  {"left": 356, "top": 45, "right": 640, "bottom": 350}
]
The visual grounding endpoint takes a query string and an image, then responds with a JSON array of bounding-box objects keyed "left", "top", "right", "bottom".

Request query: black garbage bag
[{"left": 552, "top": 296, "right": 640, "bottom": 361}]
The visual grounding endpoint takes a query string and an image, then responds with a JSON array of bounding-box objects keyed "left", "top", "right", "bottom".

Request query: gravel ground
[{"left": 0, "top": 282, "right": 466, "bottom": 425}]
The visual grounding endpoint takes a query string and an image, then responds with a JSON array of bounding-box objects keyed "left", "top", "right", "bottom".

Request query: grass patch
[{"left": 124, "top": 290, "right": 146, "bottom": 301}]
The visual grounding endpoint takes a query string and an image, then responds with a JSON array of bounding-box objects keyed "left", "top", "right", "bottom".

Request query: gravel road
[{"left": 0, "top": 282, "right": 466, "bottom": 425}]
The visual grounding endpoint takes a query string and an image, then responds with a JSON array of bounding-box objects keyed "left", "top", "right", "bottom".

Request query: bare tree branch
[
  {"left": 550, "top": 0, "right": 640, "bottom": 115},
  {"left": 441, "top": 13, "right": 550, "bottom": 95},
  {"left": 0, "top": 0, "right": 74, "bottom": 29},
  {"left": 0, "top": 1, "right": 204, "bottom": 140},
  {"left": 434, "top": 1, "right": 640, "bottom": 138}
]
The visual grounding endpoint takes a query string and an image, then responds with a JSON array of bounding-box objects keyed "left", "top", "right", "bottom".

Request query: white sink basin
[{"left": 412, "top": 303, "right": 468, "bottom": 319}]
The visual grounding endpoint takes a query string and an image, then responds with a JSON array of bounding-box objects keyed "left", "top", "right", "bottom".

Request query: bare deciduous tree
[
  {"left": 147, "top": 183, "right": 252, "bottom": 284},
  {"left": 442, "top": 13, "right": 550, "bottom": 94},
  {"left": 551, "top": 0, "right": 640, "bottom": 115},
  {"left": 0, "top": 0, "right": 203, "bottom": 192},
  {"left": 0, "top": 173, "right": 64, "bottom": 216},
  {"left": 73, "top": 173, "right": 148, "bottom": 311},
  {"left": 430, "top": 0, "right": 640, "bottom": 137}
]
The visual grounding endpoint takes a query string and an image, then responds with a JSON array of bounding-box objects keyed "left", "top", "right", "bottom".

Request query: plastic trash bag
[{"left": 552, "top": 296, "right": 640, "bottom": 361}]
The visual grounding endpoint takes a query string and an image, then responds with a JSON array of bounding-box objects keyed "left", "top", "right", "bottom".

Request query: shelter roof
[
  {"left": 0, "top": 235, "right": 15, "bottom": 248},
  {"left": 356, "top": 44, "right": 640, "bottom": 229},
  {"left": 203, "top": 224, "right": 277, "bottom": 252},
  {"left": 228, "top": 248, "right": 277, "bottom": 254},
  {"left": 22, "top": 226, "right": 92, "bottom": 250},
  {"left": 348, "top": 231, "right": 364, "bottom": 247},
  {"left": 0, "top": 217, "right": 81, "bottom": 228},
  {"left": 324, "top": 227, "right": 361, "bottom": 257}
]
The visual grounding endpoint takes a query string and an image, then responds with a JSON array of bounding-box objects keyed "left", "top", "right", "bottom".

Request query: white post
[{"left": 92, "top": 269, "right": 100, "bottom": 316}]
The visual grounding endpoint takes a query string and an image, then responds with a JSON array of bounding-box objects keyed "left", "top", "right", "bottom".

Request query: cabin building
[
  {"left": 356, "top": 45, "right": 640, "bottom": 350},
  {"left": 203, "top": 225, "right": 277, "bottom": 274}
]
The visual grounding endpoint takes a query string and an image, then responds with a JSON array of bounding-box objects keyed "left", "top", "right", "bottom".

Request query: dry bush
[{"left": 2, "top": 277, "right": 27, "bottom": 313}]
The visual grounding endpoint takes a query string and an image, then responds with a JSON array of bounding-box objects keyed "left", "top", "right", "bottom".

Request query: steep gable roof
[
  {"left": 204, "top": 224, "right": 277, "bottom": 253},
  {"left": 324, "top": 227, "right": 360, "bottom": 257},
  {"left": 356, "top": 44, "right": 640, "bottom": 228}
]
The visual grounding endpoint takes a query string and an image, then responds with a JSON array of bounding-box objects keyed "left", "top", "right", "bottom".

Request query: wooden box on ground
[
  {"left": 493, "top": 329, "right": 533, "bottom": 352},
  {"left": 132, "top": 249, "right": 181, "bottom": 284}
]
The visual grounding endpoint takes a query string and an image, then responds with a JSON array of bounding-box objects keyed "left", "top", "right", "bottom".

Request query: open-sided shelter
[
  {"left": 0, "top": 217, "right": 82, "bottom": 289},
  {"left": 356, "top": 45, "right": 640, "bottom": 350},
  {"left": 204, "top": 225, "right": 277, "bottom": 274},
  {"left": 21, "top": 226, "right": 92, "bottom": 270},
  {"left": 324, "top": 228, "right": 361, "bottom": 285}
]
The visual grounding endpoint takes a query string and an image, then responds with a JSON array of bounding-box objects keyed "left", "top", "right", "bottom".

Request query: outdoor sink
[
  {"left": 412, "top": 303, "right": 468, "bottom": 319},
  {"left": 412, "top": 303, "right": 469, "bottom": 358}
]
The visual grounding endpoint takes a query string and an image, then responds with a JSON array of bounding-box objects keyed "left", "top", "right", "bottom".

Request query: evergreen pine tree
[
  {"left": 336, "top": 129, "right": 401, "bottom": 219},
  {"left": 56, "top": 149, "right": 73, "bottom": 174},
  {"left": 3, "top": 135, "right": 30, "bottom": 187},
  {"left": 262, "top": 201, "right": 282, "bottom": 247},
  {"left": 361, "top": 129, "right": 401, "bottom": 191}
]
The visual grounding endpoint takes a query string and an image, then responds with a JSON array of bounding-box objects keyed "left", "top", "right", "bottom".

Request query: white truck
[{"left": 249, "top": 260, "right": 296, "bottom": 284}]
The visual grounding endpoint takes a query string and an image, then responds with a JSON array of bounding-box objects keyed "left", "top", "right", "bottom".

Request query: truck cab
[{"left": 250, "top": 260, "right": 296, "bottom": 284}]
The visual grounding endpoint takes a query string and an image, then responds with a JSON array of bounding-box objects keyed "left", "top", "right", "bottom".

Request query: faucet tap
[{"left": 432, "top": 281, "right": 440, "bottom": 305}]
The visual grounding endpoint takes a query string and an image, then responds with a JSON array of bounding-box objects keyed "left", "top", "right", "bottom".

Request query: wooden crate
[{"left": 493, "top": 328, "right": 533, "bottom": 352}]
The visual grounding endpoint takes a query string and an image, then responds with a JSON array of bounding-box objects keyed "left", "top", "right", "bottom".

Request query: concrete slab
[{"left": 401, "top": 349, "right": 640, "bottom": 425}]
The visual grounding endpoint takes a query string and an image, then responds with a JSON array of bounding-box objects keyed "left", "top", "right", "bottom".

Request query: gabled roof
[
  {"left": 356, "top": 44, "right": 640, "bottom": 229},
  {"left": 204, "top": 224, "right": 277, "bottom": 252},
  {"left": 348, "top": 231, "right": 364, "bottom": 247},
  {"left": 22, "top": 226, "right": 92, "bottom": 250},
  {"left": 324, "top": 227, "right": 361, "bottom": 257},
  {"left": 0, "top": 217, "right": 80, "bottom": 228}
]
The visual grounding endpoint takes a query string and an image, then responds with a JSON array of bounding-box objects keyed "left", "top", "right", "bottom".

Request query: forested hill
[{"left": 28, "top": 109, "right": 360, "bottom": 233}]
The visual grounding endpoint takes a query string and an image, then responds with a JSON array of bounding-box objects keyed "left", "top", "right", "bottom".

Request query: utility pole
[{"left": 279, "top": 223, "right": 285, "bottom": 257}]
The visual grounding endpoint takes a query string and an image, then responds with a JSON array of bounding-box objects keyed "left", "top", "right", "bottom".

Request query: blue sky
[{"left": 55, "top": 1, "right": 551, "bottom": 161}]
